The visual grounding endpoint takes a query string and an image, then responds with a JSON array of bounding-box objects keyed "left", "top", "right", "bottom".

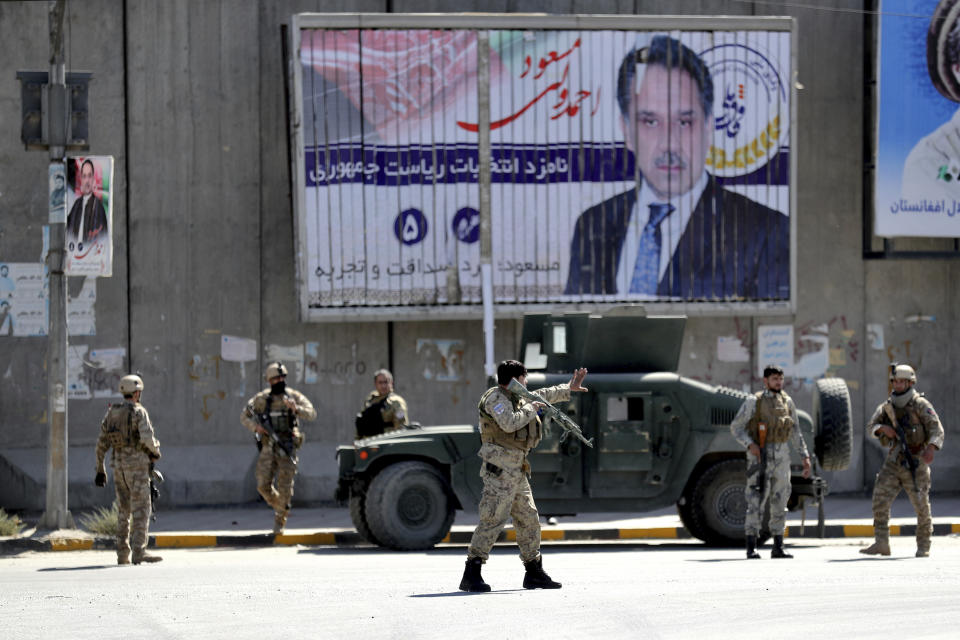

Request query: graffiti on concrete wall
[
  {"left": 305, "top": 341, "right": 367, "bottom": 385},
  {"left": 417, "top": 338, "right": 465, "bottom": 381}
]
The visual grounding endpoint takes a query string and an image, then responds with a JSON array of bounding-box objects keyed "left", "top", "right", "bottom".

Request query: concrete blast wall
[{"left": 0, "top": 1, "right": 956, "bottom": 509}]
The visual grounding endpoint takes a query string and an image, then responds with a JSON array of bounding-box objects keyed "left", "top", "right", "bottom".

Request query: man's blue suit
[{"left": 565, "top": 176, "right": 790, "bottom": 299}]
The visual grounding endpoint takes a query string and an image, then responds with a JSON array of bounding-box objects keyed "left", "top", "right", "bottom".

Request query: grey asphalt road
[{"left": 3, "top": 536, "right": 960, "bottom": 640}]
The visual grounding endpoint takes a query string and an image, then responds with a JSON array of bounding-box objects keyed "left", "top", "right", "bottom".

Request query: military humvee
[{"left": 336, "top": 314, "right": 852, "bottom": 550}]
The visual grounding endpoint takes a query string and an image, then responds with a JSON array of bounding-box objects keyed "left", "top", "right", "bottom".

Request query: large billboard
[
  {"left": 290, "top": 15, "right": 795, "bottom": 319},
  {"left": 876, "top": 0, "right": 960, "bottom": 237}
]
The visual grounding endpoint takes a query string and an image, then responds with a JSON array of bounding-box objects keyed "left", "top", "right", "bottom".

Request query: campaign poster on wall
[
  {"left": 65, "top": 155, "right": 114, "bottom": 277},
  {"left": 294, "top": 21, "right": 793, "bottom": 312},
  {"left": 876, "top": 0, "right": 960, "bottom": 237}
]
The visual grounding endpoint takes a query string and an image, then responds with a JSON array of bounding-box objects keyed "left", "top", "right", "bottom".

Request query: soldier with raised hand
[
  {"left": 94, "top": 374, "right": 162, "bottom": 565},
  {"left": 730, "top": 365, "right": 811, "bottom": 559},
  {"left": 355, "top": 368, "right": 409, "bottom": 438},
  {"left": 459, "top": 360, "right": 588, "bottom": 593},
  {"left": 861, "top": 364, "right": 944, "bottom": 558},
  {"left": 241, "top": 362, "right": 317, "bottom": 535}
]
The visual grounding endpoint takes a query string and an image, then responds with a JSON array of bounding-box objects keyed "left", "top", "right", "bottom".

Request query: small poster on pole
[{"left": 65, "top": 156, "right": 114, "bottom": 277}]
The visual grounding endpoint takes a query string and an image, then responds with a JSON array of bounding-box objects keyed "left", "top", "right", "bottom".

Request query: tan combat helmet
[
  {"left": 265, "top": 362, "right": 288, "bottom": 380},
  {"left": 119, "top": 374, "right": 144, "bottom": 394},
  {"left": 891, "top": 364, "right": 917, "bottom": 383}
]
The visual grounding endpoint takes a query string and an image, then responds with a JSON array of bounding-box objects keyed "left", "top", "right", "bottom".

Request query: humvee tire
[
  {"left": 349, "top": 488, "right": 382, "bottom": 545},
  {"left": 689, "top": 458, "right": 748, "bottom": 546},
  {"left": 677, "top": 497, "right": 707, "bottom": 541},
  {"left": 813, "top": 378, "right": 853, "bottom": 471},
  {"left": 364, "top": 461, "right": 455, "bottom": 550}
]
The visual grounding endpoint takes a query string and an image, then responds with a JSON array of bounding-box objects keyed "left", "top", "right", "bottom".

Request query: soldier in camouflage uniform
[
  {"left": 94, "top": 374, "right": 162, "bottom": 565},
  {"left": 861, "top": 364, "right": 944, "bottom": 558},
  {"left": 459, "top": 360, "right": 588, "bottom": 592},
  {"left": 241, "top": 362, "right": 317, "bottom": 534},
  {"left": 730, "top": 365, "right": 811, "bottom": 559},
  {"left": 355, "top": 369, "right": 409, "bottom": 438}
]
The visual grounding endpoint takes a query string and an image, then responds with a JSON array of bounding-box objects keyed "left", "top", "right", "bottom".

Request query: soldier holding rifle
[
  {"left": 861, "top": 364, "right": 944, "bottom": 558},
  {"left": 241, "top": 362, "right": 316, "bottom": 535},
  {"left": 730, "top": 365, "right": 811, "bottom": 560},
  {"left": 459, "top": 360, "right": 588, "bottom": 592}
]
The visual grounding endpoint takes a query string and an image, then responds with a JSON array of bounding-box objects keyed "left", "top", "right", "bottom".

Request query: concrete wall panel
[{"left": 1, "top": 2, "right": 958, "bottom": 509}]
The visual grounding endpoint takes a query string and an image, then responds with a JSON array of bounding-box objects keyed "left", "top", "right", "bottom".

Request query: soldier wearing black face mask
[{"left": 241, "top": 362, "right": 317, "bottom": 534}]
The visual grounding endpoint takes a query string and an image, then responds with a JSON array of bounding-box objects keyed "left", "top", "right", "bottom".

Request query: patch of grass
[
  {"left": 0, "top": 508, "right": 24, "bottom": 536},
  {"left": 78, "top": 501, "right": 119, "bottom": 536}
]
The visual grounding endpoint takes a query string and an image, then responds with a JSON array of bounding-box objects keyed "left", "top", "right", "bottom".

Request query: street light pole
[{"left": 37, "top": 0, "right": 74, "bottom": 531}]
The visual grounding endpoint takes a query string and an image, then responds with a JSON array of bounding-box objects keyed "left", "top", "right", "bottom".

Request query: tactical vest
[
  {"left": 884, "top": 399, "right": 929, "bottom": 451},
  {"left": 746, "top": 391, "right": 794, "bottom": 444},
  {"left": 262, "top": 393, "right": 296, "bottom": 435},
  {"left": 103, "top": 403, "right": 141, "bottom": 449},
  {"left": 477, "top": 387, "right": 541, "bottom": 452}
]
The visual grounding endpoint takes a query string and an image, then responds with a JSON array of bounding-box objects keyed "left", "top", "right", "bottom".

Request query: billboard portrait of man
[
  {"left": 901, "top": 0, "right": 960, "bottom": 202},
  {"left": 565, "top": 35, "right": 790, "bottom": 299},
  {"left": 875, "top": 0, "right": 960, "bottom": 237}
]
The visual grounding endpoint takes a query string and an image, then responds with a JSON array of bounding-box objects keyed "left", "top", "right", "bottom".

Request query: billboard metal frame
[{"left": 288, "top": 13, "right": 798, "bottom": 322}]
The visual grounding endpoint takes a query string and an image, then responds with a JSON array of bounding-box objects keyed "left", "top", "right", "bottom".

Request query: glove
[{"left": 95, "top": 471, "right": 107, "bottom": 487}]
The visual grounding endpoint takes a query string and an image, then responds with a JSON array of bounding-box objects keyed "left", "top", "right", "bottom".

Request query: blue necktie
[{"left": 629, "top": 203, "right": 675, "bottom": 294}]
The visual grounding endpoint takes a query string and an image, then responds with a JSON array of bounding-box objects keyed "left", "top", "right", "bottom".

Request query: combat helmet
[
  {"left": 119, "top": 374, "right": 144, "bottom": 394},
  {"left": 265, "top": 362, "right": 288, "bottom": 380},
  {"left": 890, "top": 363, "right": 917, "bottom": 383}
]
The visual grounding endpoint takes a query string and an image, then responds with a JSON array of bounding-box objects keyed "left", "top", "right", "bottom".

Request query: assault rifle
[
  {"left": 149, "top": 463, "right": 164, "bottom": 522},
  {"left": 883, "top": 404, "right": 918, "bottom": 492},
  {"left": 749, "top": 422, "right": 768, "bottom": 494},
  {"left": 256, "top": 401, "right": 298, "bottom": 463},
  {"left": 507, "top": 379, "right": 594, "bottom": 448}
]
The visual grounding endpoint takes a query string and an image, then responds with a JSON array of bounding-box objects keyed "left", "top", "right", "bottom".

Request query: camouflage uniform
[
  {"left": 865, "top": 389, "right": 944, "bottom": 553},
  {"left": 356, "top": 390, "right": 409, "bottom": 437},
  {"left": 95, "top": 399, "right": 161, "bottom": 564},
  {"left": 730, "top": 389, "right": 809, "bottom": 537},
  {"left": 467, "top": 383, "right": 570, "bottom": 563},
  {"left": 241, "top": 387, "right": 316, "bottom": 531}
]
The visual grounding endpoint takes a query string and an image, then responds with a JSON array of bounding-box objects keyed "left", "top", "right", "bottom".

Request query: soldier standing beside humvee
[
  {"left": 355, "top": 369, "right": 409, "bottom": 439},
  {"left": 730, "top": 365, "right": 811, "bottom": 560},
  {"left": 861, "top": 364, "right": 944, "bottom": 558}
]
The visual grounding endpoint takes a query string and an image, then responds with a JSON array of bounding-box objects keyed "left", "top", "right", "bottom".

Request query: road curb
[{"left": 3, "top": 522, "right": 959, "bottom": 554}]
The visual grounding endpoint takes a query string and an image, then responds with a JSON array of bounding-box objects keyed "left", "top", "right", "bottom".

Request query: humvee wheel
[
  {"left": 689, "top": 459, "right": 748, "bottom": 546},
  {"left": 814, "top": 378, "right": 853, "bottom": 471},
  {"left": 349, "top": 488, "right": 382, "bottom": 545},
  {"left": 365, "top": 461, "right": 455, "bottom": 550},
  {"left": 677, "top": 498, "right": 707, "bottom": 541}
]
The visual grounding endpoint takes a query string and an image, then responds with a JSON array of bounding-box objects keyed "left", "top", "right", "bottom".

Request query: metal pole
[
  {"left": 477, "top": 31, "right": 495, "bottom": 379},
  {"left": 38, "top": 0, "right": 74, "bottom": 530}
]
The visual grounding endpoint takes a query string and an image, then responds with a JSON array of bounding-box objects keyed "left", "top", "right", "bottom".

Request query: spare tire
[{"left": 813, "top": 378, "right": 853, "bottom": 471}]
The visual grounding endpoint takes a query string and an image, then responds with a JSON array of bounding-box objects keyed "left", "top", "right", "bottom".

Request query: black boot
[
  {"left": 746, "top": 535, "right": 761, "bottom": 559},
  {"left": 459, "top": 557, "right": 491, "bottom": 592},
  {"left": 522, "top": 556, "right": 562, "bottom": 589},
  {"left": 771, "top": 535, "right": 793, "bottom": 559}
]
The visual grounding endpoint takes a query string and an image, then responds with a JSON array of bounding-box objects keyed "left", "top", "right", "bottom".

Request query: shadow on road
[
  {"left": 295, "top": 541, "right": 705, "bottom": 556},
  {"left": 827, "top": 557, "right": 909, "bottom": 563},
  {"left": 686, "top": 558, "right": 750, "bottom": 563},
  {"left": 37, "top": 565, "right": 115, "bottom": 572},
  {"left": 409, "top": 589, "right": 521, "bottom": 598}
]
